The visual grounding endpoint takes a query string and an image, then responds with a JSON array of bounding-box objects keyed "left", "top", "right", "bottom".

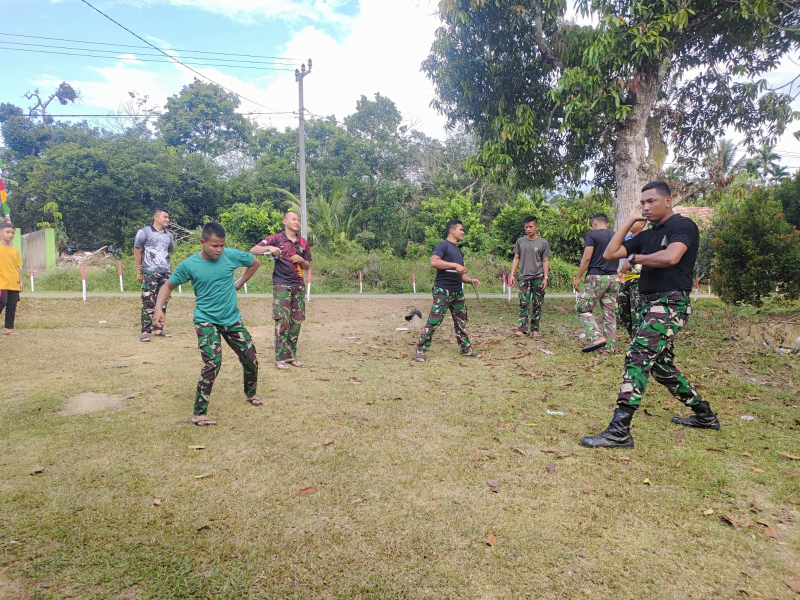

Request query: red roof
[{"left": 674, "top": 206, "right": 714, "bottom": 225}]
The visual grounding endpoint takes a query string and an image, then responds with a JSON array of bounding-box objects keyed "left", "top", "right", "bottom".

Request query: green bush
[
  {"left": 218, "top": 202, "right": 283, "bottom": 250},
  {"left": 711, "top": 190, "right": 800, "bottom": 306}
]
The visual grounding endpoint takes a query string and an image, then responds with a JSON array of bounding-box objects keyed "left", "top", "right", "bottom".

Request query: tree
[
  {"left": 157, "top": 79, "right": 253, "bottom": 158},
  {"left": 755, "top": 144, "right": 781, "bottom": 183},
  {"left": 773, "top": 169, "right": 800, "bottom": 228},
  {"left": 24, "top": 82, "right": 79, "bottom": 126},
  {"left": 218, "top": 202, "right": 283, "bottom": 249},
  {"left": 423, "top": 0, "right": 799, "bottom": 226},
  {"left": 711, "top": 191, "right": 800, "bottom": 306}
]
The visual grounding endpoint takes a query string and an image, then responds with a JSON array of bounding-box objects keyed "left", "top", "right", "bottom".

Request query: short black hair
[
  {"left": 284, "top": 210, "right": 299, "bottom": 218},
  {"left": 153, "top": 207, "right": 169, "bottom": 217},
  {"left": 591, "top": 213, "right": 608, "bottom": 224},
  {"left": 641, "top": 181, "right": 672, "bottom": 197},
  {"left": 0, "top": 222, "right": 15, "bottom": 232},
  {"left": 202, "top": 222, "right": 226, "bottom": 240},
  {"left": 524, "top": 216, "right": 538, "bottom": 224},
  {"left": 445, "top": 219, "right": 462, "bottom": 237}
]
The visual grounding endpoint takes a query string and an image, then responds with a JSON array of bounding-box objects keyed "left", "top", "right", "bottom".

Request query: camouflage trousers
[
  {"left": 617, "top": 291, "right": 701, "bottom": 409},
  {"left": 140, "top": 271, "right": 170, "bottom": 334},
  {"left": 517, "top": 278, "right": 545, "bottom": 333},
  {"left": 417, "top": 286, "right": 472, "bottom": 353},
  {"left": 273, "top": 285, "right": 305, "bottom": 362},
  {"left": 194, "top": 321, "right": 258, "bottom": 416},
  {"left": 576, "top": 274, "right": 617, "bottom": 349},
  {"left": 616, "top": 279, "right": 641, "bottom": 340}
]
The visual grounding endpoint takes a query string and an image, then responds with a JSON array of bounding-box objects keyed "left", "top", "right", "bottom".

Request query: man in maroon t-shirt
[{"left": 250, "top": 211, "right": 312, "bottom": 369}]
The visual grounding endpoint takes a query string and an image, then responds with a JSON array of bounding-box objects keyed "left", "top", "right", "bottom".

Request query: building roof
[{"left": 673, "top": 205, "right": 714, "bottom": 225}]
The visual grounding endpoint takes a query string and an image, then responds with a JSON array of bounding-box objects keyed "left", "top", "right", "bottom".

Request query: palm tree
[
  {"left": 768, "top": 164, "right": 790, "bottom": 183},
  {"left": 755, "top": 144, "right": 781, "bottom": 183},
  {"left": 705, "top": 139, "right": 745, "bottom": 186},
  {"left": 279, "top": 188, "right": 374, "bottom": 247}
]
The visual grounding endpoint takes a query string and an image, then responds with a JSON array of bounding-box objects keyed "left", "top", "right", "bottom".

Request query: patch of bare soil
[
  {"left": 60, "top": 392, "right": 125, "bottom": 416},
  {"left": 0, "top": 568, "right": 29, "bottom": 600}
]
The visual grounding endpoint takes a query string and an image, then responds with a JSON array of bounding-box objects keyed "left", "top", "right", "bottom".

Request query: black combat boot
[
  {"left": 580, "top": 408, "right": 635, "bottom": 448},
  {"left": 670, "top": 401, "right": 720, "bottom": 430}
]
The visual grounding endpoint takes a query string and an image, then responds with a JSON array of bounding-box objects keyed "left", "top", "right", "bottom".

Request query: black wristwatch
[{"left": 628, "top": 253, "right": 636, "bottom": 265}]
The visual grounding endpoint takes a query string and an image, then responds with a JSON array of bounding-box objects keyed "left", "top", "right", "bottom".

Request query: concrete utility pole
[{"left": 295, "top": 59, "right": 312, "bottom": 240}]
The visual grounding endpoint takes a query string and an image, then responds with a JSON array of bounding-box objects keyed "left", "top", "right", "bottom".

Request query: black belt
[{"left": 640, "top": 290, "right": 689, "bottom": 303}]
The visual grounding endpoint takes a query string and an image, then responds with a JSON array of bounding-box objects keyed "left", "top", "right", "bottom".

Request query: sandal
[
  {"left": 413, "top": 348, "right": 426, "bottom": 362},
  {"left": 582, "top": 338, "right": 607, "bottom": 353},
  {"left": 460, "top": 350, "right": 481, "bottom": 358},
  {"left": 139, "top": 333, "right": 151, "bottom": 342},
  {"left": 275, "top": 361, "right": 289, "bottom": 370},
  {"left": 246, "top": 396, "right": 265, "bottom": 406},
  {"left": 190, "top": 416, "right": 217, "bottom": 426},
  {"left": 152, "top": 330, "right": 172, "bottom": 338},
  {"left": 286, "top": 359, "right": 303, "bottom": 368},
  {"left": 4, "top": 330, "right": 19, "bottom": 336}
]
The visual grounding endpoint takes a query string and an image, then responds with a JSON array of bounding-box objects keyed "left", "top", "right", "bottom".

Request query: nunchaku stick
[{"left": 445, "top": 269, "right": 481, "bottom": 302}]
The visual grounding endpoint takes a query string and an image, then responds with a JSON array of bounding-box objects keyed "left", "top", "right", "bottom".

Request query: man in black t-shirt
[
  {"left": 414, "top": 219, "right": 481, "bottom": 362},
  {"left": 573, "top": 213, "right": 618, "bottom": 352},
  {"left": 581, "top": 181, "right": 719, "bottom": 449}
]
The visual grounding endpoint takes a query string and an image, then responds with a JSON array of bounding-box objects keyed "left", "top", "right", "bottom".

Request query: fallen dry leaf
[
  {"left": 197, "top": 524, "right": 210, "bottom": 531},
  {"left": 511, "top": 447, "right": 528, "bottom": 456},
  {"left": 788, "top": 470, "right": 800, "bottom": 476},
  {"left": 298, "top": 486, "right": 318, "bottom": 494},
  {"left": 750, "top": 499, "right": 763, "bottom": 512},
  {"left": 778, "top": 452, "right": 800, "bottom": 461},
  {"left": 614, "top": 456, "right": 631, "bottom": 463},
  {"left": 676, "top": 460, "right": 686, "bottom": 468},
  {"left": 744, "top": 520, "right": 756, "bottom": 528},
  {"left": 703, "top": 508, "right": 715, "bottom": 516},
  {"left": 752, "top": 467, "right": 765, "bottom": 473},
  {"left": 324, "top": 440, "right": 334, "bottom": 446},
  {"left": 556, "top": 381, "right": 573, "bottom": 387},
  {"left": 124, "top": 392, "right": 144, "bottom": 400},
  {"left": 472, "top": 455, "right": 495, "bottom": 462},
  {"left": 317, "top": 378, "right": 331, "bottom": 382},
  {"left": 784, "top": 580, "right": 800, "bottom": 594},
  {"left": 545, "top": 463, "right": 556, "bottom": 473},
  {"left": 187, "top": 445, "right": 205, "bottom": 450},
  {"left": 153, "top": 498, "right": 162, "bottom": 506},
  {"left": 193, "top": 473, "right": 213, "bottom": 479},
  {"left": 705, "top": 447, "right": 725, "bottom": 454},
  {"left": 582, "top": 488, "right": 592, "bottom": 495},
  {"left": 540, "top": 447, "right": 559, "bottom": 454},
  {"left": 721, "top": 515, "right": 739, "bottom": 528},
  {"left": 759, "top": 521, "right": 779, "bottom": 539},
  {"left": 742, "top": 451, "right": 752, "bottom": 457},
  {"left": 487, "top": 479, "right": 500, "bottom": 493},
  {"left": 486, "top": 534, "right": 497, "bottom": 546},
  {"left": 30, "top": 467, "right": 45, "bottom": 475}
]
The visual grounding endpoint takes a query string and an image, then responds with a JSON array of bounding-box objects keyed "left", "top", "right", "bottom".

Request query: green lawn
[{"left": 1, "top": 296, "right": 799, "bottom": 599}]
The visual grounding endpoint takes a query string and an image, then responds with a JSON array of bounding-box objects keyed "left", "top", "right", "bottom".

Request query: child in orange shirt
[{"left": 0, "top": 223, "right": 23, "bottom": 335}]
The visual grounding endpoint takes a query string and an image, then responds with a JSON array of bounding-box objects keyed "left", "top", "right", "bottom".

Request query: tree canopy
[{"left": 423, "top": 0, "right": 800, "bottom": 224}]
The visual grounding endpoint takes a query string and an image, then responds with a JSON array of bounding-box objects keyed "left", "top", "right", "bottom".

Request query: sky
[{"left": 0, "top": 0, "right": 798, "bottom": 170}]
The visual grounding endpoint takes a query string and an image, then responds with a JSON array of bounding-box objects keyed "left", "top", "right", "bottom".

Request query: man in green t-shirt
[
  {"left": 508, "top": 216, "right": 551, "bottom": 337},
  {"left": 153, "top": 222, "right": 262, "bottom": 426}
]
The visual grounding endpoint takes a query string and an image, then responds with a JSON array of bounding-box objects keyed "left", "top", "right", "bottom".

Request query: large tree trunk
[{"left": 613, "top": 65, "right": 667, "bottom": 229}]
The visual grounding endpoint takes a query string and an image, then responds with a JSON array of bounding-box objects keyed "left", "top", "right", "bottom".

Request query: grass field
[{"left": 1, "top": 295, "right": 799, "bottom": 599}]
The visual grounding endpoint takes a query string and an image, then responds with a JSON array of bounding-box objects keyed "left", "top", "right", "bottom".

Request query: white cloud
[{"left": 124, "top": 0, "right": 356, "bottom": 25}]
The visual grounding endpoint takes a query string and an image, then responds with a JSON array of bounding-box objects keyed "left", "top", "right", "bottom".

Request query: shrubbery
[{"left": 711, "top": 190, "right": 800, "bottom": 306}]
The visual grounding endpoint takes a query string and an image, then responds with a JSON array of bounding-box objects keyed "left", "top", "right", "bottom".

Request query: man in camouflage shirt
[
  {"left": 581, "top": 181, "right": 720, "bottom": 449},
  {"left": 251, "top": 211, "right": 311, "bottom": 370}
]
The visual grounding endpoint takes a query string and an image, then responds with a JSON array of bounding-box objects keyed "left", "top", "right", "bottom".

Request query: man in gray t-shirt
[
  {"left": 509, "top": 216, "right": 551, "bottom": 336},
  {"left": 133, "top": 208, "right": 174, "bottom": 341}
]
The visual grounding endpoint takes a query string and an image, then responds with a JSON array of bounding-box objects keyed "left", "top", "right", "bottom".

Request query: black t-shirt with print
[
  {"left": 432, "top": 240, "right": 464, "bottom": 292},
  {"left": 623, "top": 214, "right": 699, "bottom": 294}
]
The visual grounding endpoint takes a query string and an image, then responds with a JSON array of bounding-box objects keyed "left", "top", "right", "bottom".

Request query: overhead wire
[
  {"left": 0, "top": 46, "right": 295, "bottom": 71},
  {"left": 0, "top": 31, "right": 299, "bottom": 62},
  {"left": 0, "top": 39, "right": 296, "bottom": 67},
  {"left": 77, "top": 0, "right": 285, "bottom": 112}
]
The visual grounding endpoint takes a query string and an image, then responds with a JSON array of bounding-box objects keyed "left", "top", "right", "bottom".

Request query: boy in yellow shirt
[{"left": 0, "top": 223, "right": 23, "bottom": 335}]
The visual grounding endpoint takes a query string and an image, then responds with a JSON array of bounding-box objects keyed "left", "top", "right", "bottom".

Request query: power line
[
  {"left": 0, "top": 31, "right": 299, "bottom": 62},
  {"left": 18, "top": 111, "right": 298, "bottom": 118},
  {"left": 0, "top": 39, "right": 296, "bottom": 67},
  {"left": 77, "top": 0, "right": 282, "bottom": 112},
  {"left": 0, "top": 46, "right": 295, "bottom": 71}
]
